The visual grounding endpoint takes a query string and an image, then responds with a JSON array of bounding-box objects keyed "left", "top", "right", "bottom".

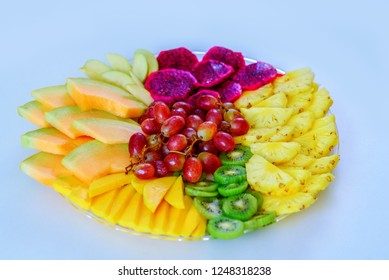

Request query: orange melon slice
[
  {"left": 62, "top": 140, "right": 132, "bottom": 184},
  {"left": 20, "top": 152, "right": 72, "bottom": 186},
  {"left": 17, "top": 100, "right": 51, "bottom": 128},
  {"left": 21, "top": 127, "right": 92, "bottom": 155},
  {"left": 31, "top": 85, "right": 76, "bottom": 109},
  {"left": 67, "top": 78, "right": 146, "bottom": 118}
]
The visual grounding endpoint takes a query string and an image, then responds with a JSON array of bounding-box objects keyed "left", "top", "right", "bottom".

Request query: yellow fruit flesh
[{"left": 164, "top": 176, "right": 185, "bottom": 209}]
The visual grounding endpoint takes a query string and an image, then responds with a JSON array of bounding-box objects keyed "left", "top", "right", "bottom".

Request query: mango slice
[
  {"left": 164, "top": 176, "right": 185, "bottom": 209},
  {"left": 143, "top": 176, "right": 177, "bottom": 213},
  {"left": 89, "top": 172, "right": 131, "bottom": 198}
]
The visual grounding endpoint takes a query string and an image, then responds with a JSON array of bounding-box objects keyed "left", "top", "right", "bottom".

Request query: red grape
[
  {"left": 198, "top": 140, "right": 219, "bottom": 155},
  {"left": 153, "top": 101, "right": 171, "bottom": 124},
  {"left": 161, "top": 144, "right": 170, "bottom": 157},
  {"left": 186, "top": 114, "right": 203, "bottom": 130},
  {"left": 197, "top": 121, "right": 217, "bottom": 141},
  {"left": 141, "top": 118, "right": 161, "bottom": 135},
  {"left": 197, "top": 152, "right": 222, "bottom": 174},
  {"left": 133, "top": 163, "right": 155, "bottom": 179},
  {"left": 206, "top": 108, "right": 223, "bottom": 126},
  {"left": 144, "top": 150, "right": 163, "bottom": 164},
  {"left": 166, "top": 134, "right": 188, "bottom": 151},
  {"left": 171, "top": 107, "right": 187, "bottom": 118},
  {"left": 196, "top": 95, "right": 219, "bottom": 110},
  {"left": 153, "top": 160, "right": 169, "bottom": 177},
  {"left": 213, "top": 131, "right": 235, "bottom": 152},
  {"left": 183, "top": 157, "right": 202, "bottom": 183},
  {"left": 181, "top": 127, "right": 197, "bottom": 143},
  {"left": 193, "top": 108, "right": 205, "bottom": 120},
  {"left": 172, "top": 101, "right": 194, "bottom": 115},
  {"left": 164, "top": 153, "right": 186, "bottom": 171},
  {"left": 230, "top": 117, "right": 250, "bottom": 136},
  {"left": 223, "top": 108, "right": 242, "bottom": 122},
  {"left": 128, "top": 132, "right": 147, "bottom": 158},
  {"left": 161, "top": 115, "right": 186, "bottom": 137},
  {"left": 219, "top": 120, "right": 231, "bottom": 133},
  {"left": 147, "top": 134, "right": 162, "bottom": 151},
  {"left": 222, "top": 102, "right": 236, "bottom": 111}
]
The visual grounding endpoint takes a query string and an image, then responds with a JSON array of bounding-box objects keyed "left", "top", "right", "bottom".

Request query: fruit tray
[{"left": 19, "top": 46, "right": 339, "bottom": 240}]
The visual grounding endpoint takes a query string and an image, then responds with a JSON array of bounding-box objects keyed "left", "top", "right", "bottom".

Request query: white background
[{"left": 1, "top": 0, "right": 388, "bottom": 259}]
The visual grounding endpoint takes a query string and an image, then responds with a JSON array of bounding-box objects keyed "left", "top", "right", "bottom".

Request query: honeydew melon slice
[
  {"left": 20, "top": 152, "right": 72, "bottom": 186},
  {"left": 80, "top": 59, "right": 112, "bottom": 81},
  {"left": 106, "top": 53, "right": 132, "bottom": 73},
  {"left": 31, "top": 85, "right": 75, "bottom": 109},
  {"left": 62, "top": 140, "right": 132, "bottom": 184},
  {"left": 66, "top": 78, "right": 146, "bottom": 118},
  {"left": 135, "top": 49, "right": 159, "bottom": 75},
  {"left": 17, "top": 100, "right": 51, "bottom": 128},
  {"left": 21, "top": 127, "right": 92, "bottom": 155},
  {"left": 131, "top": 52, "right": 148, "bottom": 82}
]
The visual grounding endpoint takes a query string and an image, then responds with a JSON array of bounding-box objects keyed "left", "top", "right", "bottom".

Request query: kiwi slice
[
  {"left": 185, "top": 187, "right": 218, "bottom": 197},
  {"left": 207, "top": 216, "right": 244, "bottom": 240},
  {"left": 245, "top": 188, "right": 264, "bottom": 209},
  {"left": 243, "top": 211, "right": 277, "bottom": 231},
  {"left": 222, "top": 193, "right": 258, "bottom": 221},
  {"left": 214, "top": 166, "right": 246, "bottom": 185},
  {"left": 219, "top": 145, "right": 253, "bottom": 166},
  {"left": 193, "top": 197, "right": 222, "bottom": 219},
  {"left": 218, "top": 181, "right": 248, "bottom": 197},
  {"left": 186, "top": 180, "right": 219, "bottom": 192}
]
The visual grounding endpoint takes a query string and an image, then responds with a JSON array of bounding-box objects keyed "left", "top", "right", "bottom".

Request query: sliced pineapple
[
  {"left": 311, "top": 114, "right": 336, "bottom": 130},
  {"left": 250, "top": 142, "right": 301, "bottom": 164},
  {"left": 234, "top": 83, "right": 273, "bottom": 109},
  {"left": 261, "top": 192, "right": 316, "bottom": 216},
  {"left": 307, "top": 87, "right": 333, "bottom": 118},
  {"left": 273, "top": 67, "right": 314, "bottom": 96},
  {"left": 287, "top": 111, "right": 315, "bottom": 137},
  {"left": 246, "top": 154, "right": 300, "bottom": 196},
  {"left": 277, "top": 153, "right": 315, "bottom": 168},
  {"left": 286, "top": 90, "right": 313, "bottom": 113},
  {"left": 308, "top": 154, "right": 339, "bottom": 175},
  {"left": 267, "top": 125, "right": 295, "bottom": 142},
  {"left": 234, "top": 125, "right": 294, "bottom": 145},
  {"left": 240, "top": 107, "right": 294, "bottom": 128},
  {"left": 254, "top": 93, "right": 287, "bottom": 108},
  {"left": 280, "top": 167, "right": 311, "bottom": 186},
  {"left": 301, "top": 173, "right": 334, "bottom": 197}
]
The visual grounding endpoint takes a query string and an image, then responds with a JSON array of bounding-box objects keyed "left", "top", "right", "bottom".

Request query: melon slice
[
  {"left": 21, "top": 127, "right": 92, "bottom": 155},
  {"left": 17, "top": 100, "right": 51, "bottom": 128},
  {"left": 31, "top": 85, "right": 76, "bottom": 109},
  {"left": 62, "top": 140, "right": 132, "bottom": 183},
  {"left": 20, "top": 152, "right": 72, "bottom": 186},
  {"left": 45, "top": 106, "right": 120, "bottom": 138},
  {"left": 72, "top": 118, "right": 142, "bottom": 144},
  {"left": 67, "top": 78, "right": 146, "bottom": 118}
]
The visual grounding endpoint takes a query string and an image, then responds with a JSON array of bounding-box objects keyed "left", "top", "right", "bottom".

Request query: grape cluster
[{"left": 128, "top": 95, "right": 250, "bottom": 182}]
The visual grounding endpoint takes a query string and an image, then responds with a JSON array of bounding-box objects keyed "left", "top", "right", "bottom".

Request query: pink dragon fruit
[
  {"left": 145, "top": 69, "right": 197, "bottom": 104},
  {"left": 233, "top": 61, "right": 277, "bottom": 90},
  {"left": 214, "top": 80, "right": 242, "bottom": 103},
  {"left": 202, "top": 46, "right": 245, "bottom": 72},
  {"left": 157, "top": 47, "right": 198, "bottom": 72},
  {"left": 191, "top": 59, "right": 234, "bottom": 88}
]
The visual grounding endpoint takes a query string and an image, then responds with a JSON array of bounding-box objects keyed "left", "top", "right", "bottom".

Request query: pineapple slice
[
  {"left": 250, "top": 142, "right": 301, "bottom": 164},
  {"left": 307, "top": 87, "right": 333, "bottom": 118},
  {"left": 308, "top": 154, "right": 339, "bottom": 175},
  {"left": 261, "top": 192, "right": 316, "bottom": 216},
  {"left": 234, "top": 83, "right": 273, "bottom": 109},
  {"left": 294, "top": 122, "right": 338, "bottom": 158},
  {"left": 287, "top": 111, "right": 315, "bottom": 137},
  {"left": 273, "top": 67, "right": 314, "bottom": 96},
  {"left": 246, "top": 154, "right": 300, "bottom": 196},
  {"left": 234, "top": 125, "right": 294, "bottom": 145},
  {"left": 240, "top": 107, "right": 294, "bottom": 128},
  {"left": 267, "top": 126, "right": 295, "bottom": 142},
  {"left": 286, "top": 90, "right": 313, "bottom": 113},
  {"left": 311, "top": 114, "right": 336, "bottom": 130},
  {"left": 278, "top": 153, "right": 315, "bottom": 168},
  {"left": 301, "top": 173, "right": 334, "bottom": 197},
  {"left": 280, "top": 167, "right": 311, "bottom": 186},
  {"left": 254, "top": 93, "right": 287, "bottom": 108}
]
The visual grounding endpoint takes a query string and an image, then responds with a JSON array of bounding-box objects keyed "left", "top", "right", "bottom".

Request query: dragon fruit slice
[
  {"left": 157, "top": 47, "right": 199, "bottom": 72},
  {"left": 187, "top": 89, "right": 220, "bottom": 106},
  {"left": 191, "top": 59, "right": 234, "bottom": 88},
  {"left": 203, "top": 46, "right": 245, "bottom": 72},
  {"left": 233, "top": 61, "right": 277, "bottom": 90},
  {"left": 214, "top": 80, "right": 242, "bottom": 103},
  {"left": 145, "top": 69, "right": 197, "bottom": 104}
]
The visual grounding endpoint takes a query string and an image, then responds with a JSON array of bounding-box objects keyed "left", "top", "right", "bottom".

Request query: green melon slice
[
  {"left": 17, "top": 100, "right": 51, "bottom": 128},
  {"left": 62, "top": 140, "right": 132, "bottom": 183},
  {"left": 20, "top": 152, "right": 72, "bottom": 186},
  {"left": 72, "top": 118, "right": 142, "bottom": 144},
  {"left": 31, "top": 85, "right": 76, "bottom": 109},
  {"left": 21, "top": 127, "right": 92, "bottom": 155}
]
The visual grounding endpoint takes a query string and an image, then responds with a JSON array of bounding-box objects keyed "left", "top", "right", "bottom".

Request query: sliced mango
[
  {"left": 68, "top": 186, "right": 91, "bottom": 210},
  {"left": 91, "top": 188, "right": 120, "bottom": 219},
  {"left": 89, "top": 172, "right": 132, "bottom": 198},
  {"left": 164, "top": 176, "right": 185, "bottom": 209},
  {"left": 118, "top": 192, "right": 143, "bottom": 229},
  {"left": 181, "top": 203, "right": 205, "bottom": 237},
  {"left": 131, "top": 175, "right": 152, "bottom": 194},
  {"left": 106, "top": 185, "right": 136, "bottom": 224},
  {"left": 151, "top": 200, "right": 170, "bottom": 235},
  {"left": 137, "top": 202, "right": 154, "bottom": 233},
  {"left": 53, "top": 175, "right": 86, "bottom": 196},
  {"left": 143, "top": 176, "right": 177, "bottom": 213},
  {"left": 169, "top": 196, "right": 192, "bottom": 236}
]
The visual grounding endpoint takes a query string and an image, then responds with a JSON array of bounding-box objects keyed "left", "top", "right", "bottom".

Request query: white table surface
[{"left": 1, "top": 0, "right": 388, "bottom": 259}]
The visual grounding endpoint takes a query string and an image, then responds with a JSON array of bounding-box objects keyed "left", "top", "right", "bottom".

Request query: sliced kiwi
[
  {"left": 218, "top": 181, "right": 248, "bottom": 197},
  {"left": 222, "top": 193, "right": 258, "bottom": 221},
  {"left": 185, "top": 187, "right": 218, "bottom": 197},
  {"left": 193, "top": 197, "right": 222, "bottom": 219},
  {"left": 245, "top": 188, "right": 264, "bottom": 209},
  {"left": 207, "top": 216, "right": 244, "bottom": 240},
  {"left": 214, "top": 166, "right": 246, "bottom": 185},
  {"left": 219, "top": 145, "right": 253, "bottom": 166},
  {"left": 186, "top": 180, "right": 219, "bottom": 192},
  {"left": 243, "top": 211, "right": 277, "bottom": 231}
]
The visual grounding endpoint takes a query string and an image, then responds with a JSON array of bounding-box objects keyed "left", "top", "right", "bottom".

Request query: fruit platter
[{"left": 18, "top": 46, "right": 339, "bottom": 240}]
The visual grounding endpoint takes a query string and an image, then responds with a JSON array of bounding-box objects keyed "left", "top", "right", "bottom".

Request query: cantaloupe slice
[
  {"left": 88, "top": 172, "right": 132, "bottom": 198},
  {"left": 67, "top": 78, "right": 146, "bottom": 118},
  {"left": 143, "top": 176, "right": 177, "bottom": 213},
  {"left": 20, "top": 152, "right": 72, "bottom": 186},
  {"left": 17, "top": 100, "right": 51, "bottom": 128},
  {"left": 45, "top": 106, "right": 120, "bottom": 138},
  {"left": 21, "top": 127, "right": 92, "bottom": 155},
  {"left": 52, "top": 175, "right": 86, "bottom": 196},
  {"left": 90, "top": 188, "right": 120, "bottom": 219},
  {"left": 164, "top": 176, "right": 185, "bottom": 209},
  {"left": 105, "top": 184, "right": 136, "bottom": 224},
  {"left": 31, "top": 85, "right": 76, "bottom": 109},
  {"left": 62, "top": 140, "right": 132, "bottom": 183},
  {"left": 72, "top": 118, "right": 142, "bottom": 144}
]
